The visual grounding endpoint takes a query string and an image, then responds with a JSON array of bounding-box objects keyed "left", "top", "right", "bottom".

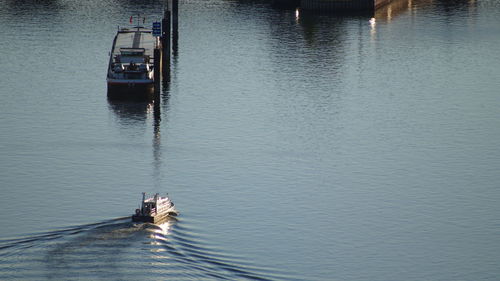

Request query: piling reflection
[
  {"left": 373, "top": 0, "right": 477, "bottom": 22},
  {"left": 374, "top": 0, "right": 418, "bottom": 22},
  {"left": 152, "top": 80, "right": 171, "bottom": 189},
  {"left": 107, "top": 86, "right": 170, "bottom": 188},
  {"left": 153, "top": 98, "right": 162, "bottom": 185}
]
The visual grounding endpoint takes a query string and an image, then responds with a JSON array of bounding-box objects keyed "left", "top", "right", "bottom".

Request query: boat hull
[
  {"left": 107, "top": 82, "right": 154, "bottom": 100},
  {"left": 132, "top": 210, "right": 178, "bottom": 224}
]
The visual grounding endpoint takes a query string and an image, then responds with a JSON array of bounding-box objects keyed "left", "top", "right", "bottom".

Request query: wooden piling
[
  {"left": 172, "top": 0, "right": 179, "bottom": 56},
  {"left": 162, "top": 8, "right": 171, "bottom": 80},
  {"left": 154, "top": 47, "right": 161, "bottom": 95},
  {"left": 172, "top": 0, "right": 178, "bottom": 30}
]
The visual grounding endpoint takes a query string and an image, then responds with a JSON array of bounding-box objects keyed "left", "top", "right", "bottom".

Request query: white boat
[
  {"left": 107, "top": 26, "right": 156, "bottom": 98},
  {"left": 132, "top": 192, "right": 178, "bottom": 223}
]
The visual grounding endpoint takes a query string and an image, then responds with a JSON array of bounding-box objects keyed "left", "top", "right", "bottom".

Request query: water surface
[{"left": 1, "top": 0, "right": 500, "bottom": 280}]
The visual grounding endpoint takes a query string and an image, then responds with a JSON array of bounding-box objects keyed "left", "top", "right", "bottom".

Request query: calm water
[{"left": 1, "top": 0, "right": 500, "bottom": 280}]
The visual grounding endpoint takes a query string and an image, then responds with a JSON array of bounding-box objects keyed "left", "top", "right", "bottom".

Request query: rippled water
[
  {"left": 0, "top": 218, "right": 282, "bottom": 280},
  {"left": 1, "top": 0, "right": 500, "bottom": 280}
]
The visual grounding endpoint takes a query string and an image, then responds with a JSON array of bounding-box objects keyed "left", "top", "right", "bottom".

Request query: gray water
[{"left": 1, "top": 0, "right": 500, "bottom": 280}]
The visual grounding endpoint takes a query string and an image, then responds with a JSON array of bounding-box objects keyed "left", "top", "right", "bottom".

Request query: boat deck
[{"left": 111, "top": 27, "right": 156, "bottom": 60}]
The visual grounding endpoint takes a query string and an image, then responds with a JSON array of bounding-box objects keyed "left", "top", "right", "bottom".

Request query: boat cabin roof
[{"left": 111, "top": 29, "right": 155, "bottom": 61}]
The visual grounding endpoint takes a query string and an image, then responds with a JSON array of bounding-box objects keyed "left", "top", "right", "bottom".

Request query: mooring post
[
  {"left": 154, "top": 47, "right": 161, "bottom": 96},
  {"left": 172, "top": 0, "right": 179, "bottom": 55},
  {"left": 162, "top": 8, "right": 171, "bottom": 80},
  {"left": 172, "top": 0, "right": 178, "bottom": 30}
]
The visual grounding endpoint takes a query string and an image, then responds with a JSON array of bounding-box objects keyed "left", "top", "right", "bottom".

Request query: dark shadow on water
[
  {"left": 298, "top": 10, "right": 369, "bottom": 45},
  {"left": 270, "top": 0, "right": 301, "bottom": 10},
  {"left": 300, "top": 7, "right": 373, "bottom": 17},
  {"left": 107, "top": 98, "right": 152, "bottom": 123},
  {"left": 433, "top": 0, "right": 477, "bottom": 12},
  {"left": 2, "top": 0, "right": 62, "bottom": 11}
]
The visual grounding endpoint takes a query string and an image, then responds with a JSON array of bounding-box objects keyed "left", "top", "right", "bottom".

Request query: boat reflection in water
[{"left": 143, "top": 218, "right": 177, "bottom": 246}]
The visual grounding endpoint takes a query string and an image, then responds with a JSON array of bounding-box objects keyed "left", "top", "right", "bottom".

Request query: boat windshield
[{"left": 120, "top": 48, "right": 145, "bottom": 57}]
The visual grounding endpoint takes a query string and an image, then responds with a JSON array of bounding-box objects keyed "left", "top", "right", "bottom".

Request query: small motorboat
[{"left": 132, "top": 192, "right": 178, "bottom": 224}]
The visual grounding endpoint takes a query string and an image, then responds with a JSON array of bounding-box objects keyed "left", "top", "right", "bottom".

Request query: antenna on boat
[{"left": 130, "top": 13, "right": 146, "bottom": 30}]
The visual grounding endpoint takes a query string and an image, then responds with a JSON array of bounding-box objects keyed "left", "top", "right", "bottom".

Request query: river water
[{"left": 1, "top": 0, "right": 499, "bottom": 280}]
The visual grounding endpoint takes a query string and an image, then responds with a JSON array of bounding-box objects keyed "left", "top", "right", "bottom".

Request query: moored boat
[
  {"left": 132, "top": 192, "right": 178, "bottom": 224},
  {"left": 107, "top": 25, "right": 157, "bottom": 99}
]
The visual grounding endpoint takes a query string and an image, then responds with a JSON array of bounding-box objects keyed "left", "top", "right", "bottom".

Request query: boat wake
[{"left": 0, "top": 217, "right": 289, "bottom": 280}]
